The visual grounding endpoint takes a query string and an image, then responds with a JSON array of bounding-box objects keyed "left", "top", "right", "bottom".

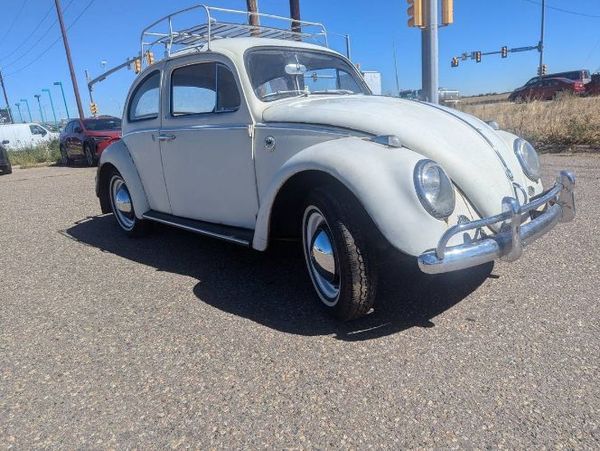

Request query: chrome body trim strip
[
  {"left": 418, "top": 171, "right": 576, "bottom": 274},
  {"left": 142, "top": 213, "right": 251, "bottom": 246}
]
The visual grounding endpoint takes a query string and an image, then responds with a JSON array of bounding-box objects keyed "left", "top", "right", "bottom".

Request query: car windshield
[
  {"left": 83, "top": 118, "right": 121, "bottom": 131},
  {"left": 245, "top": 48, "right": 370, "bottom": 102}
]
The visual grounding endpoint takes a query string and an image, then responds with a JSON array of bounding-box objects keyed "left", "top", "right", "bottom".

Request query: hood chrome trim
[{"left": 420, "top": 102, "right": 515, "bottom": 182}]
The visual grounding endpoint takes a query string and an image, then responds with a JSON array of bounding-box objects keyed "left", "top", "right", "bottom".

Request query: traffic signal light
[
  {"left": 133, "top": 58, "right": 142, "bottom": 74},
  {"left": 475, "top": 51, "right": 482, "bottom": 63},
  {"left": 90, "top": 102, "right": 98, "bottom": 116},
  {"left": 501, "top": 46, "right": 508, "bottom": 58},
  {"left": 407, "top": 0, "right": 424, "bottom": 28},
  {"left": 442, "top": 0, "right": 454, "bottom": 25},
  {"left": 451, "top": 57, "right": 459, "bottom": 68},
  {"left": 145, "top": 51, "right": 155, "bottom": 66},
  {"left": 538, "top": 64, "right": 547, "bottom": 76}
]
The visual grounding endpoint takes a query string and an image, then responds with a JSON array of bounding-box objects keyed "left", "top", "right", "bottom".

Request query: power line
[
  {"left": 0, "top": 4, "right": 54, "bottom": 62},
  {"left": 0, "top": 0, "right": 31, "bottom": 43},
  {"left": 0, "top": 0, "right": 75, "bottom": 69},
  {"left": 5, "top": 0, "right": 97, "bottom": 78},
  {"left": 521, "top": 0, "right": 600, "bottom": 18}
]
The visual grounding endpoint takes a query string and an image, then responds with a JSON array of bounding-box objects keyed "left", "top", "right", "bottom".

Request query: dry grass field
[{"left": 458, "top": 95, "right": 600, "bottom": 151}]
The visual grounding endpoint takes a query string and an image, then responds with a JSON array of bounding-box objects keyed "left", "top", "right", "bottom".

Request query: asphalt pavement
[{"left": 0, "top": 154, "right": 598, "bottom": 448}]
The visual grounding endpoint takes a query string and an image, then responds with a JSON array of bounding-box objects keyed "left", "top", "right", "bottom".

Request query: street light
[
  {"left": 14, "top": 103, "right": 24, "bottom": 123},
  {"left": 42, "top": 88, "right": 58, "bottom": 128},
  {"left": 34, "top": 94, "right": 46, "bottom": 123},
  {"left": 19, "top": 98, "right": 33, "bottom": 122},
  {"left": 53, "top": 81, "right": 70, "bottom": 120}
]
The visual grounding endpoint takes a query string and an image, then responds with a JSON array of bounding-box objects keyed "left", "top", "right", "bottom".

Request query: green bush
[{"left": 6, "top": 139, "right": 61, "bottom": 168}]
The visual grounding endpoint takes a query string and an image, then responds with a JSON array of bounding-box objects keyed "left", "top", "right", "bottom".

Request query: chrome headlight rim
[
  {"left": 413, "top": 159, "right": 456, "bottom": 220},
  {"left": 513, "top": 138, "right": 541, "bottom": 182}
]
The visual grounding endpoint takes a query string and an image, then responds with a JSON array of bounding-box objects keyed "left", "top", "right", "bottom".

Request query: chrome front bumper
[{"left": 418, "top": 171, "right": 576, "bottom": 274}]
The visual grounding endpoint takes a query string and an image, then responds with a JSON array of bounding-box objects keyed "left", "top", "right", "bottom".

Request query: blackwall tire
[{"left": 302, "top": 187, "right": 378, "bottom": 321}]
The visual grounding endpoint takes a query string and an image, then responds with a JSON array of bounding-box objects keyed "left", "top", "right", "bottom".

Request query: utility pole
[
  {"left": 538, "top": 0, "right": 546, "bottom": 76},
  {"left": 54, "top": 0, "right": 85, "bottom": 120},
  {"left": 393, "top": 41, "right": 401, "bottom": 96},
  {"left": 289, "top": 0, "right": 301, "bottom": 34},
  {"left": 246, "top": 0, "right": 260, "bottom": 35},
  {"left": 0, "top": 70, "right": 14, "bottom": 124},
  {"left": 34, "top": 94, "right": 45, "bottom": 123},
  {"left": 422, "top": 0, "right": 439, "bottom": 103},
  {"left": 42, "top": 88, "right": 58, "bottom": 128}
]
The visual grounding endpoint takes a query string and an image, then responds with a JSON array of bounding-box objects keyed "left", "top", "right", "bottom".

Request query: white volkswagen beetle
[{"left": 96, "top": 6, "right": 576, "bottom": 320}]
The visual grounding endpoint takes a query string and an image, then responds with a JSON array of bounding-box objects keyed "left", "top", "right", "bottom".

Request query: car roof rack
[{"left": 141, "top": 4, "right": 328, "bottom": 66}]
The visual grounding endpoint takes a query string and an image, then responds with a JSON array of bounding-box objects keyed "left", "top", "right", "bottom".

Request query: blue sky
[{"left": 1, "top": 0, "right": 599, "bottom": 120}]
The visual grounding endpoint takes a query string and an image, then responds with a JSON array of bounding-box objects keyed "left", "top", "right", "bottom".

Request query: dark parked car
[
  {"left": 0, "top": 139, "right": 12, "bottom": 175},
  {"left": 59, "top": 116, "right": 121, "bottom": 166},
  {"left": 509, "top": 77, "right": 586, "bottom": 102}
]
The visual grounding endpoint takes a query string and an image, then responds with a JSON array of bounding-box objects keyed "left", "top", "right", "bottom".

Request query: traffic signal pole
[
  {"left": 422, "top": 0, "right": 439, "bottom": 104},
  {"left": 538, "top": 0, "right": 546, "bottom": 77},
  {"left": 54, "top": 0, "right": 85, "bottom": 120}
]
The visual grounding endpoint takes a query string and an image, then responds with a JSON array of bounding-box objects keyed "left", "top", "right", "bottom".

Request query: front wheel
[
  {"left": 60, "top": 145, "right": 71, "bottom": 166},
  {"left": 107, "top": 168, "right": 148, "bottom": 237},
  {"left": 302, "top": 187, "right": 378, "bottom": 321},
  {"left": 84, "top": 144, "right": 96, "bottom": 167}
]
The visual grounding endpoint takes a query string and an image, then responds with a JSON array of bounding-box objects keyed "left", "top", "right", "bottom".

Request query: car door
[
  {"left": 121, "top": 67, "right": 172, "bottom": 214},
  {"left": 70, "top": 120, "right": 85, "bottom": 157},
  {"left": 159, "top": 55, "right": 259, "bottom": 230}
]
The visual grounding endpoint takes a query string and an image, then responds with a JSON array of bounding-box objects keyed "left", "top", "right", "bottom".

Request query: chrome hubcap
[
  {"left": 303, "top": 208, "right": 339, "bottom": 305},
  {"left": 110, "top": 176, "right": 134, "bottom": 230}
]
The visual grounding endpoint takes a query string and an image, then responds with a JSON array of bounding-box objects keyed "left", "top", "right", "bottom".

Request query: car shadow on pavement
[{"left": 65, "top": 215, "right": 493, "bottom": 341}]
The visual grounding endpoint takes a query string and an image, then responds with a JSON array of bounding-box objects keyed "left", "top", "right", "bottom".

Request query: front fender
[
  {"left": 96, "top": 140, "right": 149, "bottom": 219},
  {"left": 253, "top": 136, "right": 474, "bottom": 256}
]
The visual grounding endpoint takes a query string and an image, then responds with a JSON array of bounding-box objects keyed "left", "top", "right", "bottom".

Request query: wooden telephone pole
[
  {"left": 54, "top": 0, "right": 84, "bottom": 120},
  {"left": 246, "top": 0, "right": 260, "bottom": 34},
  {"left": 289, "top": 0, "right": 301, "bottom": 34}
]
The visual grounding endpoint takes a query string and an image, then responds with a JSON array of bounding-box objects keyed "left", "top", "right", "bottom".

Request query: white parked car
[
  {"left": 96, "top": 6, "right": 576, "bottom": 320},
  {"left": 0, "top": 123, "right": 59, "bottom": 150}
]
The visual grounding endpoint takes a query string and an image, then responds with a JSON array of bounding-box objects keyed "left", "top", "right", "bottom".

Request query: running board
[{"left": 142, "top": 210, "right": 253, "bottom": 246}]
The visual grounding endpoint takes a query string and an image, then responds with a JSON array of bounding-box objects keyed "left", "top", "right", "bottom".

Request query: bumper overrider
[{"left": 418, "top": 171, "right": 576, "bottom": 274}]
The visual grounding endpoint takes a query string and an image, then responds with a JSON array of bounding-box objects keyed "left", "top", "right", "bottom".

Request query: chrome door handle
[{"left": 157, "top": 133, "right": 176, "bottom": 142}]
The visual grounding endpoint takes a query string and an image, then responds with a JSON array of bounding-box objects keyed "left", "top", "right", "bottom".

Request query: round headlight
[
  {"left": 413, "top": 160, "right": 455, "bottom": 219},
  {"left": 514, "top": 138, "right": 541, "bottom": 181}
]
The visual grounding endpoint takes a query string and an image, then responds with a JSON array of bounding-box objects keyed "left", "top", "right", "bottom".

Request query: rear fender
[{"left": 96, "top": 140, "right": 149, "bottom": 219}]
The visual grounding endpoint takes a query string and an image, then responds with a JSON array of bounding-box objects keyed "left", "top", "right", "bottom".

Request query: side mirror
[
  {"left": 74, "top": 127, "right": 82, "bottom": 133},
  {"left": 41, "top": 129, "right": 47, "bottom": 137}
]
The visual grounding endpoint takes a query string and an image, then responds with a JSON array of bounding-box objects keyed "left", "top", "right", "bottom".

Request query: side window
[
  {"left": 129, "top": 71, "right": 160, "bottom": 121},
  {"left": 30, "top": 125, "right": 47, "bottom": 136},
  {"left": 171, "top": 62, "right": 240, "bottom": 116}
]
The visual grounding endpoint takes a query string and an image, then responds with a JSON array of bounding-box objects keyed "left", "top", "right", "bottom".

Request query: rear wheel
[
  {"left": 302, "top": 187, "right": 378, "bottom": 321},
  {"left": 108, "top": 168, "right": 148, "bottom": 237}
]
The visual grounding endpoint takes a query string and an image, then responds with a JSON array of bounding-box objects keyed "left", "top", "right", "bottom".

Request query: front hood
[{"left": 263, "top": 95, "right": 529, "bottom": 218}]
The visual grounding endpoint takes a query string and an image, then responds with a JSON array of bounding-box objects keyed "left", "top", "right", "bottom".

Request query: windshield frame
[
  {"left": 83, "top": 117, "right": 122, "bottom": 131},
  {"left": 244, "top": 46, "right": 372, "bottom": 103}
]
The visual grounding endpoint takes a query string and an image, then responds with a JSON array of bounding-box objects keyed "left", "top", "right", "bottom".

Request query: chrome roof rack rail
[{"left": 140, "top": 4, "right": 328, "bottom": 66}]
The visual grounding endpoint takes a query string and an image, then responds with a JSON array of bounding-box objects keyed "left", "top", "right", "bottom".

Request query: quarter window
[
  {"left": 129, "top": 71, "right": 160, "bottom": 121},
  {"left": 171, "top": 62, "right": 240, "bottom": 116}
]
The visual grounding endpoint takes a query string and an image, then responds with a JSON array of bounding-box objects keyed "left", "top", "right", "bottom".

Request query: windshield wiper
[
  {"left": 311, "top": 89, "right": 354, "bottom": 95},
  {"left": 261, "top": 90, "right": 307, "bottom": 101}
]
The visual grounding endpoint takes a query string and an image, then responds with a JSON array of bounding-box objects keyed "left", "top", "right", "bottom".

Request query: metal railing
[{"left": 140, "top": 4, "right": 328, "bottom": 66}]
